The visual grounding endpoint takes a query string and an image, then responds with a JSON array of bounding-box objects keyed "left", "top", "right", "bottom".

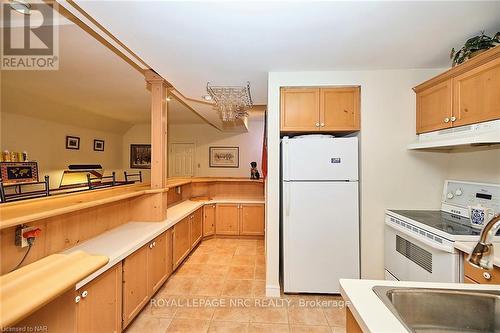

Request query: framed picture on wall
[
  {"left": 209, "top": 146, "right": 239, "bottom": 168},
  {"left": 130, "top": 144, "right": 151, "bottom": 169},
  {"left": 66, "top": 136, "right": 80, "bottom": 150},
  {"left": 94, "top": 139, "right": 105, "bottom": 151}
]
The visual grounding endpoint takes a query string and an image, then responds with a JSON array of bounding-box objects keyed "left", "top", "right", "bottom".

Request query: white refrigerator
[{"left": 282, "top": 135, "right": 359, "bottom": 293}]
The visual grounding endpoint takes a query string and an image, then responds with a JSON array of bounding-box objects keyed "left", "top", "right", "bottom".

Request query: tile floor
[{"left": 126, "top": 238, "right": 347, "bottom": 333}]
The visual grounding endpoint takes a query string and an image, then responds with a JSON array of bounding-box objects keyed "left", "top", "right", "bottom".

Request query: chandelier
[{"left": 206, "top": 82, "right": 253, "bottom": 122}]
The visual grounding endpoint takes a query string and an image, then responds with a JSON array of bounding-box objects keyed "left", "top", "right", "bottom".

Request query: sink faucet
[{"left": 468, "top": 214, "right": 500, "bottom": 270}]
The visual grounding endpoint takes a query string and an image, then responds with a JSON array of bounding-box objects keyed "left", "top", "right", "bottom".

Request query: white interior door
[{"left": 169, "top": 143, "right": 195, "bottom": 177}]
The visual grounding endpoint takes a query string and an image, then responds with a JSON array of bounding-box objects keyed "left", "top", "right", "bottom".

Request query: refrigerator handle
[
  {"left": 285, "top": 182, "right": 290, "bottom": 217},
  {"left": 283, "top": 141, "right": 289, "bottom": 180}
]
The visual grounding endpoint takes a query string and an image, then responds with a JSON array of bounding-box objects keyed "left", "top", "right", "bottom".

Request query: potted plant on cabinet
[{"left": 450, "top": 31, "right": 500, "bottom": 67}]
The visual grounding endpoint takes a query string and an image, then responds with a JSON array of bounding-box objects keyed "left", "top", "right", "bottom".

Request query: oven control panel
[{"left": 442, "top": 180, "right": 500, "bottom": 217}]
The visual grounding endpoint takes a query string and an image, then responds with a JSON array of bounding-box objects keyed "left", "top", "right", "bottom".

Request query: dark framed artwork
[
  {"left": 130, "top": 144, "right": 151, "bottom": 169},
  {"left": 94, "top": 139, "right": 105, "bottom": 151},
  {"left": 0, "top": 162, "right": 39, "bottom": 185},
  {"left": 66, "top": 136, "right": 80, "bottom": 150},
  {"left": 209, "top": 146, "right": 239, "bottom": 168}
]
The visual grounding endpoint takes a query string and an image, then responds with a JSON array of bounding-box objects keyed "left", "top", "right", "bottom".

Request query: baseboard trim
[{"left": 265, "top": 284, "right": 281, "bottom": 298}]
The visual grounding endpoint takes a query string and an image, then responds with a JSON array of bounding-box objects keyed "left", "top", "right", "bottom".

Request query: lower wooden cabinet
[
  {"left": 123, "top": 231, "right": 172, "bottom": 328},
  {"left": 76, "top": 263, "right": 122, "bottom": 333},
  {"left": 148, "top": 230, "right": 172, "bottom": 296},
  {"left": 190, "top": 208, "right": 203, "bottom": 248},
  {"left": 203, "top": 204, "right": 216, "bottom": 236},
  {"left": 216, "top": 203, "right": 265, "bottom": 236},
  {"left": 463, "top": 254, "right": 500, "bottom": 284},
  {"left": 122, "top": 244, "right": 149, "bottom": 328},
  {"left": 216, "top": 204, "right": 240, "bottom": 235},
  {"left": 240, "top": 204, "right": 265, "bottom": 236},
  {"left": 173, "top": 217, "right": 191, "bottom": 269}
]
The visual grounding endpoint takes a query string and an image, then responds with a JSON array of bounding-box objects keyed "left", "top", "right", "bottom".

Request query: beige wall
[
  {"left": 266, "top": 69, "right": 456, "bottom": 296},
  {"left": 1, "top": 112, "right": 123, "bottom": 188},
  {"left": 122, "top": 123, "right": 151, "bottom": 181},
  {"left": 446, "top": 149, "right": 500, "bottom": 184},
  {"left": 168, "top": 115, "right": 265, "bottom": 178}
]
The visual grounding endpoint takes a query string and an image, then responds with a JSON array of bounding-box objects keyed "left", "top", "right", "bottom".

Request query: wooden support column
[
  {"left": 145, "top": 70, "right": 168, "bottom": 189},
  {"left": 131, "top": 70, "right": 169, "bottom": 222}
]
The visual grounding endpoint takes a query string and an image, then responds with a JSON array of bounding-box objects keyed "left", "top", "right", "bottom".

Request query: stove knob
[
  {"left": 447, "top": 192, "right": 454, "bottom": 199},
  {"left": 455, "top": 188, "right": 463, "bottom": 196}
]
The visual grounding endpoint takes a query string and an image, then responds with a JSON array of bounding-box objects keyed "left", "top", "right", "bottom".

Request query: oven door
[{"left": 385, "top": 224, "right": 461, "bottom": 283}]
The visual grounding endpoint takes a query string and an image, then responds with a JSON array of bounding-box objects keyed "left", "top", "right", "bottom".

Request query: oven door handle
[{"left": 386, "top": 222, "right": 455, "bottom": 253}]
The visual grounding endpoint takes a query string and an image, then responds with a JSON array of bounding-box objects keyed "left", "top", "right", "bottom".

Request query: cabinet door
[
  {"left": 122, "top": 245, "right": 149, "bottom": 328},
  {"left": 77, "top": 263, "right": 122, "bottom": 333},
  {"left": 190, "top": 208, "right": 203, "bottom": 248},
  {"left": 173, "top": 217, "right": 191, "bottom": 269},
  {"left": 320, "top": 87, "right": 360, "bottom": 131},
  {"left": 416, "top": 79, "right": 453, "bottom": 133},
  {"left": 203, "top": 204, "right": 216, "bottom": 236},
  {"left": 216, "top": 204, "right": 239, "bottom": 235},
  {"left": 280, "top": 87, "right": 320, "bottom": 131},
  {"left": 148, "top": 231, "right": 171, "bottom": 296},
  {"left": 240, "top": 204, "right": 265, "bottom": 236},
  {"left": 453, "top": 57, "right": 500, "bottom": 127}
]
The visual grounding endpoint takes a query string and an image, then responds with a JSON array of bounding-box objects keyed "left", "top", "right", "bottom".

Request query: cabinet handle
[
  {"left": 153, "top": 241, "right": 156, "bottom": 247},
  {"left": 483, "top": 272, "right": 492, "bottom": 280},
  {"left": 75, "top": 295, "right": 81, "bottom": 303},
  {"left": 81, "top": 290, "right": 88, "bottom": 298},
  {"left": 444, "top": 117, "right": 450, "bottom": 123},
  {"left": 315, "top": 123, "right": 320, "bottom": 127},
  {"left": 450, "top": 116, "right": 456, "bottom": 122},
  {"left": 149, "top": 243, "right": 153, "bottom": 249},
  {"left": 320, "top": 123, "right": 325, "bottom": 127}
]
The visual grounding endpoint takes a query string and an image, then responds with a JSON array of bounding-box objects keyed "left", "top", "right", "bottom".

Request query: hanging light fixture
[{"left": 206, "top": 82, "right": 253, "bottom": 122}]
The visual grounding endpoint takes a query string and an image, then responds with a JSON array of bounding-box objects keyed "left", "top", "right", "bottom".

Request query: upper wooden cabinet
[
  {"left": 280, "top": 87, "right": 320, "bottom": 131},
  {"left": 416, "top": 79, "right": 453, "bottom": 133},
  {"left": 280, "top": 86, "right": 360, "bottom": 132},
  {"left": 453, "top": 57, "right": 500, "bottom": 127},
  {"left": 414, "top": 46, "right": 500, "bottom": 134},
  {"left": 320, "top": 87, "right": 360, "bottom": 131}
]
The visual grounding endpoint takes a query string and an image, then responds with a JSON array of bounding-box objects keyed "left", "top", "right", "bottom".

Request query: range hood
[{"left": 408, "top": 119, "right": 500, "bottom": 150}]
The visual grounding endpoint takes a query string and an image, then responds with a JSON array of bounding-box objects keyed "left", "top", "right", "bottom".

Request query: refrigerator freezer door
[
  {"left": 282, "top": 137, "right": 358, "bottom": 181},
  {"left": 283, "top": 181, "right": 359, "bottom": 293}
]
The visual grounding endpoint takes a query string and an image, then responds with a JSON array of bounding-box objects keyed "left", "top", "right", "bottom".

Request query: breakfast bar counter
[{"left": 0, "top": 183, "right": 151, "bottom": 229}]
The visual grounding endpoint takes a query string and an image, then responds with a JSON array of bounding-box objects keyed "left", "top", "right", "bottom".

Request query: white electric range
[{"left": 385, "top": 180, "right": 500, "bottom": 283}]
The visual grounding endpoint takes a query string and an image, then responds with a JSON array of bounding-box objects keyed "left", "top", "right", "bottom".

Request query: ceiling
[
  {"left": 1, "top": 11, "right": 207, "bottom": 133},
  {"left": 73, "top": 1, "right": 500, "bottom": 104}
]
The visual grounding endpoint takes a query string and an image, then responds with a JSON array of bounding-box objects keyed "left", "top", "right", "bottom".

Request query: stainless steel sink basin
[{"left": 373, "top": 286, "right": 500, "bottom": 333}]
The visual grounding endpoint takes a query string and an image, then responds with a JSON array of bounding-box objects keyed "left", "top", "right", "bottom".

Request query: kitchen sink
[{"left": 373, "top": 286, "right": 500, "bottom": 333}]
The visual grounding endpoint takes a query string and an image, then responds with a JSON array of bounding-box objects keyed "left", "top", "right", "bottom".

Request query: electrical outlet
[{"left": 15, "top": 226, "right": 35, "bottom": 248}]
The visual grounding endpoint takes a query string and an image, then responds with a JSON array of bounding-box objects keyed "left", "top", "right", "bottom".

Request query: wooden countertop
[
  {"left": 0, "top": 183, "right": 151, "bottom": 230},
  {"left": 0, "top": 251, "right": 108, "bottom": 328},
  {"left": 65, "top": 197, "right": 265, "bottom": 289},
  {"left": 166, "top": 177, "right": 264, "bottom": 188},
  {"left": 0, "top": 177, "right": 263, "bottom": 230}
]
